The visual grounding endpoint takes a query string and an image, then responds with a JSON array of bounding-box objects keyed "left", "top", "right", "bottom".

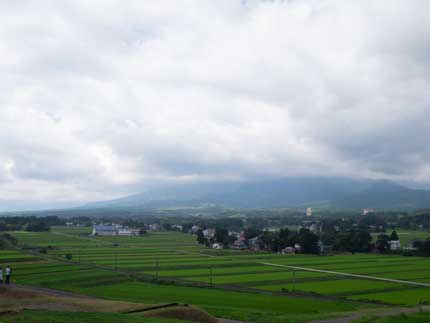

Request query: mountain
[
  {"left": 83, "top": 177, "right": 430, "bottom": 210},
  {"left": 333, "top": 181, "right": 430, "bottom": 210}
]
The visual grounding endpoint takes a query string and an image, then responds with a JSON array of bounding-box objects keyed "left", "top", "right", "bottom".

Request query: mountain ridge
[{"left": 82, "top": 177, "right": 430, "bottom": 210}]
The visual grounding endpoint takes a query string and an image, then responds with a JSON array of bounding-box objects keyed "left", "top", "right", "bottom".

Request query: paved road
[{"left": 260, "top": 262, "right": 430, "bottom": 287}]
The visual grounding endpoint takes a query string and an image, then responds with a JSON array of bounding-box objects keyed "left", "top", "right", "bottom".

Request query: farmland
[{"left": 3, "top": 227, "right": 430, "bottom": 322}]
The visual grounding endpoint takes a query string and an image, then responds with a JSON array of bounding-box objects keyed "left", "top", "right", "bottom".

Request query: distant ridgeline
[{"left": 80, "top": 177, "right": 430, "bottom": 211}]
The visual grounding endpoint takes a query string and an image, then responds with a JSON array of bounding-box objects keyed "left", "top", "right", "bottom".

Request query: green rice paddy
[{"left": 3, "top": 227, "right": 430, "bottom": 322}]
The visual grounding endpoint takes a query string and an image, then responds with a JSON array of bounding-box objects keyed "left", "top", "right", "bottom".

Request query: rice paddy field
[{"left": 3, "top": 227, "right": 430, "bottom": 322}]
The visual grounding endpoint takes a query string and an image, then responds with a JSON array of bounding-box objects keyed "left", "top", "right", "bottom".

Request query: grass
[
  {"left": 256, "top": 278, "right": 403, "bottom": 295},
  {"left": 7, "top": 227, "right": 430, "bottom": 321},
  {"left": 348, "top": 288, "right": 430, "bottom": 305}
]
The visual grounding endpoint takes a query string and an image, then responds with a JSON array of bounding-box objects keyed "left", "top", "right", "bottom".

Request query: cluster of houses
[{"left": 196, "top": 227, "right": 307, "bottom": 253}]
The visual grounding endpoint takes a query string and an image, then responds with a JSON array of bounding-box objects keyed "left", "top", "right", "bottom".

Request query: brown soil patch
[
  {"left": 0, "top": 286, "right": 38, "bottom": 299},
  {"left": 144, "top": 306, "right": 219, "bottom": 323}
]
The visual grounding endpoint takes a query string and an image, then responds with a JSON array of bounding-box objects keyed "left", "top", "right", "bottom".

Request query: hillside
[{"left": 83, "top": 177, "right": 430, "bottom": 210}]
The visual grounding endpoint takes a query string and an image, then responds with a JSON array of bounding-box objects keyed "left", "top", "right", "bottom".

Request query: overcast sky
[{"left": 0, "top": 0, "right": 429, "bottom": 211}]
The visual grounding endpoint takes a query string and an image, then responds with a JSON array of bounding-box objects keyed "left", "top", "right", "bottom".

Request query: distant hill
[
  {"left": 83, "top": 177, "right": 430, "bottom": 211},
  {"left": 333, "top": 181, "right": 430, "bottom": 210}
]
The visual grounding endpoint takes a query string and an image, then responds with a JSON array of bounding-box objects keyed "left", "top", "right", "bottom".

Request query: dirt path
[
  {"left": 3, "top": 284, "right": 98, "bottom": 299},
  {"left": 261, "top": 262, "right": 430, "bottom": 287},
  {"left": 309, "top": 305, "right": 430, "bottom": 323}
]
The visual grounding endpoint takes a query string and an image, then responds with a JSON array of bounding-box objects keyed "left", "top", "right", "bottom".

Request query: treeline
[
  {"left": 397, "top": 210, "right": 430, "bottom": 230},
  {"left": 0, "top": 234, "right": 17, "bottom": 249},
  {"left": 258, "top": 228, "right": 320, "bottom": 253},
  {"left": 0, "top": 216, "right": 64, "bottom": 232}
]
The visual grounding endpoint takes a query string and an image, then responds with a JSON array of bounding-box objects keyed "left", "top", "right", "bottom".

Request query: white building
[
  {"left": 172, "top": 224, "right": 183, "bottom": 231},
  {"left": 389, "top": 240, "right": 401, "bottom": 251},
  {"left": 212, "top": 242, "right": 224, "bottom": 249},
  {"left": 362, "top": 208, "right": 375, "bottom": 216},
  {"left": 306, "top": 208, "right": 312, "bottom": 217},
  {"left": 149, "top": 224, "right": 160, "bottom": 231},
  {"left": 118, "top": 229, "right": 140, "bottom": 236},
  {"left": 294, "top": 243, "right": 302, "bottom": 253},
  {"left": 203, "top": 229, "right": 216, "bottom": 239},
  {"left": 92, "top": 225, "right": 140, "bottom": 236},
  {"left": 92, "top": 225, "right": 117, "bottom": 236}
]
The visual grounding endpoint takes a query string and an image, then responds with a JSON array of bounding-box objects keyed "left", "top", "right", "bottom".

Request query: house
[
  {"left": 389, "top": 240, "right": 401, "bottom": 251},
  {"left": 230, "top": 239, "right": 247, "bottom": 250},
  {"left": 362, "top": 208, "right": 375, "bottom": 216},
  {"left": 294, "top": 243, "right": 302, "bottom": 253},
  {"left": 212, "top": 242, "right": 224, "bottom": 249},
  {"left": 118, "top": 228, "right": 140, "bottom": 236},
  {"left": 203, "top": 229, "right": 216, "bottom": 239},
  {"left": 228, "top": 230, "right": 240, "bottom": 238},
  {"left": 149, "top": 223, "right": 160, "bottom": 231},
  {"left": 191, "top": 225, "right": 201, "bottom": 233},
  {"left": 309, "top": 223, "right": 320, "bottom": 233},
  {"left": 172, "top": 224, "right": 183, "bottom": 231},
  {"left": 282, "top": 246, "right": 295, "bottom": 254},
  {"left": 248, "top": 236, "right": 261, "bottom": 250},
  {"left": 92, "top": 225, "right": 117, "bottom": 236}
]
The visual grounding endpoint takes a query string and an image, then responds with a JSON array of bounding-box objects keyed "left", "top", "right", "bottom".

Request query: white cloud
[{"left": 0, "top": 0, "right": 429, "bottom": 210}]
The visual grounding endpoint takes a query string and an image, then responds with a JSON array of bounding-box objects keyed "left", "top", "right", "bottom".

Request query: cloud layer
[{"left": 1, "top": 0, "right": 429, "bottom": 210}]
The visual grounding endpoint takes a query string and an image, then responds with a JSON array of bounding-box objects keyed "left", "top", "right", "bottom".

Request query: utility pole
[
  {"left": 114, "top": 252, "right": 117, "bottom": 271},
  {"left": 155, "top": 258, "right": 159, "bottom": 280},
  {"left": 292, "top": 269, "right": 296, "bottom": 292}
]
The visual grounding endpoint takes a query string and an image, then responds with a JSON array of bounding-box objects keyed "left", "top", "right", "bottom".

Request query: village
[{"left": 87, "top": 208, "right": 406, "bottom": 255}]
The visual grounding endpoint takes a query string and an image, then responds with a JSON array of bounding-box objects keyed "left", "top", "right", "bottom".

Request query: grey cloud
[{"left": 0, "top": 0, "right": 429, "bottom": 210}]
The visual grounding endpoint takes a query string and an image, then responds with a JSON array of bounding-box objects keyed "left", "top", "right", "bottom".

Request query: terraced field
[{"left": 4, "top": 227, "right": 430, "bottom": 322}]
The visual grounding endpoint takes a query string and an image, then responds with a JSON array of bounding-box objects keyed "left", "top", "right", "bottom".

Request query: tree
[
  {"left": 214, "top": 228, "right": 229, "bottom": 244},
  {"left": 244, "top": 227, "right": 262, "bottom": 240},
  {"left": 413, "top": 239, "right": 430, "bottom": 256},
  {"left": 375, "top": 233, "right": 390, "bottom": 253},
  {"left": 260, "top": 231, "right": 279, "bottom": 252},
  {"left": 297, "top": 229, "right": 319, "bottom": 254},
  {"left": 278, "top": 227, "right": 289, "bottom": 249},
  {"left": 333, "top": 231, "right": 353, "bottom": 252},
  {"left": 390, "top": 230, "right": 399, "bottom": 241},
  {"left": 0, "top": 234, "right": 17, "bottom": 249},
  {"left": 196, "top": 229, "right": 205, "bottom": 245},
  {"left": 351, "top": 230, "right": 373, "bottom": 252},
  {"left": 162, "top": 223, "right": 172, "bottom": 231},
  {"left": 26, "top": 221, "right": 50, "bottom": 232},
  {"left": 181, "top": 223, "right": 193, "bottom": 233},
  {"left": 333, "top": 229, "right": 373, "bottom": 253}
]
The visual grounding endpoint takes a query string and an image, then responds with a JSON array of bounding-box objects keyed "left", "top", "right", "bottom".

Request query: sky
[{"left": 0, "top": 0, "right": 429, "bottom": 211}]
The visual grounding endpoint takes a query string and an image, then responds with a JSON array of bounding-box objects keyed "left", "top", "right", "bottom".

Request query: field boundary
[{"left": 260, "top": 262, "right": 430, "bottom": 288}]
